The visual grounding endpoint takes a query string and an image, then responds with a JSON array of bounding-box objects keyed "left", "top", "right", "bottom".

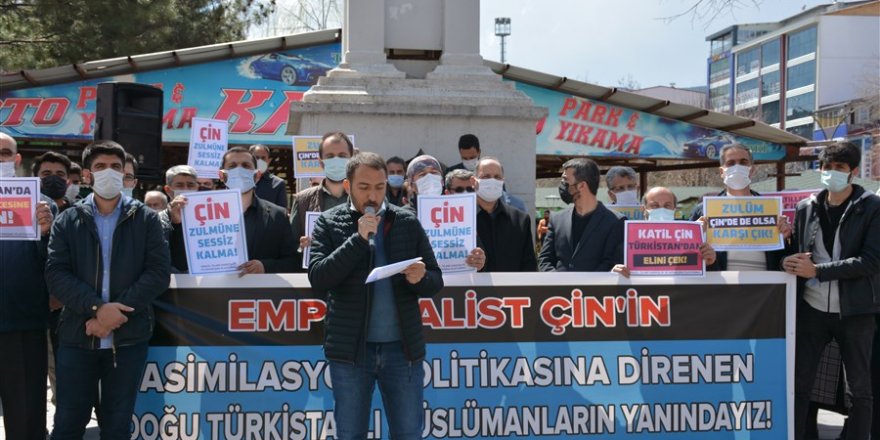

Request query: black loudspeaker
[{"left": 95, "top": 82, "right": 163, "bottom": 179}]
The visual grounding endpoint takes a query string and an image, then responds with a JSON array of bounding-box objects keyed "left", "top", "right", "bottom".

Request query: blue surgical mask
[
  {"left": 388, "top": 174, "right": 404, "bottom": 188},
  {"left": 323, "top": 157, "right": 349, "bottom": 182},
  {"left": 820, "top": 169, "right": 850, "bottom": 192},
  {"left": 224, "top": 167, "right": 256, "bottom": 192},
  {"left": 646, "top": 208, "right": 676, "bottom": 222}
]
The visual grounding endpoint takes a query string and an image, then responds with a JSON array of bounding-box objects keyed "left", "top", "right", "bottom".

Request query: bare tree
[
  {"left": 616, "top": 74, "right": 641, "bottom": 91},
  {"left": 659, "top": 0, "right": 763, "bottom": 28},
  {"left": 252, "top": 0, "right": 342, "bottom": 38}
]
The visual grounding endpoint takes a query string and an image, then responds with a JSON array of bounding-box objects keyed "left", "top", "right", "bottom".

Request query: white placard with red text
[
  {"left": 417, "top": 193, "right": 477, "bottom": 274},
  {"left": 181, "top": 189, "right": 248, "bottom": 275},
  {"left": 188, "top": 117, "right": 229, "bottom": 179}
]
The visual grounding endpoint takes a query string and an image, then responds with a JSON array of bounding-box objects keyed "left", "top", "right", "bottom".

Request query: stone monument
[{"left": 288, "top": 0, "right": 547, "bottom": 212}]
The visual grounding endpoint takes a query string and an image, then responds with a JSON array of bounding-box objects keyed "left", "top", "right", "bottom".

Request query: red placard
[{"left": 624, "top": 221, "right": 705, "bottom": 276}]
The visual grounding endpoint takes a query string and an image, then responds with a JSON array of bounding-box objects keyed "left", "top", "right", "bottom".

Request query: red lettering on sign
[
  {"left": 253, "top": 91, "right": 304, "bottom": 135},
  {"left": 32, "top": 98, "right": 69, "bottom": 126},
  {"left": 163, "top": 108, "right": 178, "bottom": 129},
  {"left": 193, "top": 197, "right": 230, "bottom": 226},
  {"left": 558, "top": 97, "right": 577, "bottom": 117},
  {"left": 76, "top": 87, "right": 97, "bottom": 109},
  {"left": 430, "top": 201, "right": 464, "bottom": 228},
  {"left": 229, "top": 301, "right": 255, "bottom": 331},
  {"left": 177, "top": 107, "right": 197, "bottom": 129},
  {"left": 228, "top": 299, "right": 327, "bottom": 332},
  {"left": 214, "top": 89, "right": 274, "bottom": 133},
  {"left": 79, "top": 113, "right": 96, "bottom": 135},
  {"left": 257, "top": 300, "right": 295, "bottom": 331},
  {"left": 297, "top": 300, "right": 326, "bottom": 331},
  {"left": 1, "top": 98, "right": 41, "bottom": 126}
]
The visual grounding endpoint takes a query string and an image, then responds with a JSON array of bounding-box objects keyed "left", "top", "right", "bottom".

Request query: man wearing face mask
[
  {"left": 445, "top": 134, "right": 481, "bottom": 174},
  {"left": 0, "top": 132, "right": 56, "bottom": 440},
  {"left": 122, "top": 153, "right": 139, "bottom": 200},
  {"left": 471, "top": 157, "right": 536, "bottom": 272},
  {"left": 154, "top": 165, "right": 200, "bottom": 273},
  {"left": 385, "top": 156, "right": 407, "bottom": 206},
  {"left": 290, "top": 132, "right": 353, "bottom": 271},
  {"left": 539, "top": 158, "right": 625, "bottom": 272},
  {"left": 33, "top": 151, "right": 75, "bottom": 213},
  {"left": 249, "top": 144, "right": 289, "bottom": 209},
  {"left": 211, "top": 147, "right": 295, "bottom": 275},
  {"left": 66, "top": 162, "right": 85, "bottom": 202},
  {"left": 612, "top": 186, "right": 717, "bottom": 278},
  {"left": 690, "top": 143, "right": 792, "bottom": 271},
  {"left": 45, "top": 140, "right": 170, "bottom": 440},
  {"left": 606, "top": 166, "right": 640, "bottom": 205},
  {"left": 781, "top": 142, "right": 880, "bottom": 440}
]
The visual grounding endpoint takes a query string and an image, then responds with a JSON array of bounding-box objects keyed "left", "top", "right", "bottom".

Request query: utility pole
[{"left": 494, "top": 17, "right": 511, "bottom": 63}]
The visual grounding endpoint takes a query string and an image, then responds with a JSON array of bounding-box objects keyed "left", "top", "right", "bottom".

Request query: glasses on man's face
[
  {"left": 450, "top": 187, "right": 474, "bottom": 193},
  {"left": 123, "top": 174, "right": 137, "bottom": 183}
]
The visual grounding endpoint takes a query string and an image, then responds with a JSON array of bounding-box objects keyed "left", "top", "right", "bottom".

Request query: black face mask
[
  {"left": 558, "top": 180, "right": 576, "bottom": 205},
  {"left": 41, "top": 175, "right": 68, "bottom": 199}
]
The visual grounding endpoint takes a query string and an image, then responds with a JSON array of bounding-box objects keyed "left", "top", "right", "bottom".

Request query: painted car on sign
[
  {"left": 248, "top": 53, "right": 332, "bottom": 86},
  {"left": 682, "top": 134, "right": 735, "bottom": 159}
]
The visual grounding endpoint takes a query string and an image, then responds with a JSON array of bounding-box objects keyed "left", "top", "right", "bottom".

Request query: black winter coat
[{"left": 308, "top": 203, "right": 443, "bottom": 362}]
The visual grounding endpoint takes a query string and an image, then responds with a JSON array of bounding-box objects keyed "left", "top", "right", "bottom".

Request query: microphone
[{"left": 364, "top": 206, "right": 376, "bottom": 247}]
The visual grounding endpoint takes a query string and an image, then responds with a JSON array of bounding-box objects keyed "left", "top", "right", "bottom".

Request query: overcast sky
[{"left": 479, "top": 0, "right": 829, "bottom": 89}]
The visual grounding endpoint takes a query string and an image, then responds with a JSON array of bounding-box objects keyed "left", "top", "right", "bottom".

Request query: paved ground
[{"left": 0, "top": 382, "right": 847, "bottom": 439}]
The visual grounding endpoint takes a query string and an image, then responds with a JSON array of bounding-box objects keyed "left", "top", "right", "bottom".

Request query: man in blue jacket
[
  {"left": 309, "top": 152, "right": 443, "bottom": 440},
  {"left": 46, "top": 140, "right": 170, "bottom": 440},
  {"left": 0, "top": 132, "right": 56, "bottom": 440},
  {"left": 782, "top": 142, "right": 880, "bottom": 440}
]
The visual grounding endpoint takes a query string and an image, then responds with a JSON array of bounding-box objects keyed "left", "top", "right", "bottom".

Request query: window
[
  {"left": 736, "top": 78, "right": 759, "bottom": 105},
  {"left": 786, "top": 124, "right": 814, "bottom": 139},
  {"left": 762, "top": 101, "right": 780, "bottom": 124},
  {"left": 709, "top": 58, "right": 730, "bottom": 83},
  {"left": 761, "top": 39, "right": 780, "bottom": 67},
  {"left": 762, "top": 71, "right": 780, "bottom": 96},
  {"left": 787, "top": 27, "right": 817, "bottom": 60},
  {"left": 736, "top": 48, "right": 760, "bottom": 76},
  {"left": 710, "top": 85, "right": 731, "bottom": 112},
  {"left": 786, "top": 92, "right": 815, "bottom": 120},
  {"left": 711, "top": 33, "right": 733, "bottom": 57},
  {"left": 787, "top": 60, "right": 816, "bottom": 90}
]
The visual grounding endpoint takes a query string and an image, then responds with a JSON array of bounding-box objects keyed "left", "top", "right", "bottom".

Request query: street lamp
[{"left": 494, "top": 17, "right": 511, "bottom": 64}]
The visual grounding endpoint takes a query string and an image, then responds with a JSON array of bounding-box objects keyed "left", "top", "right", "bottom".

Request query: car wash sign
[
  {"left": 519, "top": 83, "right": 786, "bottom": 161},
  {"left": 0, "top": 44, "right": 339, "bottom": 146}
]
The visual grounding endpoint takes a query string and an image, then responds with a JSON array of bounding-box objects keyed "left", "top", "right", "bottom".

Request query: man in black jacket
[
  {"left": 690, "top": 143, "right": 792, "bottom": 270},
  {"left": 782, "top": 142, "right": 880, "bottom": 440},
  {"left": 472, "top": 157, "right": 536, "bottom": 271},
  {"left": 0, "top": 132, "right": 56, "bottom": 440},
  {"left": 164, "top": 148, "right": 297, "bottom": 274},
  {"left": 309, "top": 152, "right": 443, "bottom": 440},
  {"left": 539, "top": 158, "right": 624, "bottom": 272},
  {"left": 250, "top": 143, "right": 289, "bottom": 209},
  {"left": 46, "top": 140, "right": 170, "bottom": 439}
]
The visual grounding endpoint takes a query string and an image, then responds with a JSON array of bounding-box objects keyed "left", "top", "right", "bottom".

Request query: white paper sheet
[{"left": 365, "top": 257, "right": 423, "bottom": 283}]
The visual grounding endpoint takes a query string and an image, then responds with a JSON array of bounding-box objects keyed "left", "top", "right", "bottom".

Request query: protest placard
[
  {"left": 608, "top": 204, "right": 645, "bottom": 220},
  {"left": 301, "top": 211, "right": 321, "bottom": 269},
  {"left": 624, "top": 221, "right": 705, "bottom": 276},
  {"left": 417, "top": 193, "right": 477, "bottom": 273},
  {"left": 0, "top": 177, "right": 40, "bottom": 241},
  {"left": 292, "top": 135, "right": 356, "bottom": 178},
  {"left": 704, "top": 196, "right": 783, "bottom": 251},
  {"left": 181, "top": 189, "right": 248, "bottom": 275},
  {"left": 188, "top": 117, "right": 229, "bottom": 179},
  {"left": 762, "top": 189, "right": 819, "bottom": 224}
]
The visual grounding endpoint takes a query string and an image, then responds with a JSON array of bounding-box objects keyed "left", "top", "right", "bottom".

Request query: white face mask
[
  {"left": 614, "top": 189, "right": 639, "bottom": 205},
  {"left": 91, "top": 169, "right": 124, "bottom": 199},
  {"left": 65, "top": 184, "right": 81, "bottom": 201},
  {"left": 256, "top": 159, "right": 269, "bottom": 173},
  {"left": 415, "top": 173, "right": 443, "bottom": 196},
  {"left": 121, "top": 188, "right": 134, "bottom": 198},
  {"left": 723, "top": 165, "right": 751, "bottom": 191},
  {"left": 462, "top": 158, "right": 478, "bottom": 171},
  {"left": 476, "top": 178, "right": 504, "bottom": 203},
  {"left": 0, "top": 161, "right": 15, "bottom": 178},
  {"left": 224, "top": 167, "right": 256, "bottom": 192},
  {"left": 646, "top": 208, "right": 676, "bottom": 222}
]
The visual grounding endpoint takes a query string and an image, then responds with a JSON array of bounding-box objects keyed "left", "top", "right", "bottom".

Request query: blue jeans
[
  {"left": 329, "top": 342, "right": 424, "bottom": 440},
  {"left": 50, "top": 343, "right": 149, "bottom": 440}
]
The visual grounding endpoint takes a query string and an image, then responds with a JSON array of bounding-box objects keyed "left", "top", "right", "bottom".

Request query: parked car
[
  {"left": 248, "top": 53, "right": 332, "bottom": 86},
  {"left": 682, "top": 134, "right": 735, "bottom": 159}
]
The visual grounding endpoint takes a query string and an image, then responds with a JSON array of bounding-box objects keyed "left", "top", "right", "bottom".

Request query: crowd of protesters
[{"left": 0, "top": 130, "right": 877, "bottom": 439}]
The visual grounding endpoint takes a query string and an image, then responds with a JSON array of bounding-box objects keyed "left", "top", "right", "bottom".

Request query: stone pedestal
[{"left": 288, "top": 0, "right": 546, "bottom": 213}]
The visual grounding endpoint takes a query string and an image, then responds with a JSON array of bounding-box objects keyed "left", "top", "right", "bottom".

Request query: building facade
[{"left": 705, "top": 1, "right": 879, "bottom": 140}]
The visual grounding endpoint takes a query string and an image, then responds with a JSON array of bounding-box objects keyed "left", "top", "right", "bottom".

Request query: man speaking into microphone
[{"left": 308, "top": 151, "right": 443, "bottom": 440}]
